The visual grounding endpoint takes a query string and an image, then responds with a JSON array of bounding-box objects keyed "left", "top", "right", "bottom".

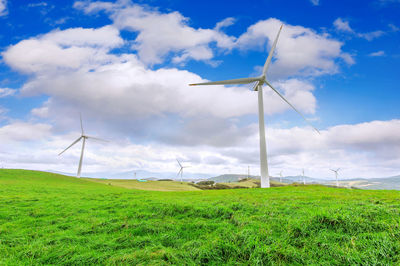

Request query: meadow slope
[{"left": 1, "top": 169, "right": 400, "bottom": 265}]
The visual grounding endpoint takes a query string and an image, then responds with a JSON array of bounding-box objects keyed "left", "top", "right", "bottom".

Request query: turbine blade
[
  {"left": 176, "top": 159, "right": 183, "bottom": 168},
  {"left": 337, "top": 168, "right": 341, "bottom": 172},
  {"left": 263, "top": 25, "right": 283, "bottom": 76},
  {"left": 265, "top": 81, "right": 320, "bottom": 134},
  {"left": 177, "top": 168, "right": 182, "bottom": 176},
  {"left": 86, "top": 136, "right": 109, "bottom": 143},
  {"left": 189, "top": 77, "right": 260, "bottom": 86},
  {"left": 80, "top": 113, "right": 84, "bottom": 135},
  {"left": 58, "top": 137, "right": 82, "bottom": 156}
]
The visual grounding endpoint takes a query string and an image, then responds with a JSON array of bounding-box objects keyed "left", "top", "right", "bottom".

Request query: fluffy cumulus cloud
[
  {"left": 237, "top": 18, "right": 353, "bottom": 78},
  {"left": 3, "top": 26, "right": 123, "bottom": 73},
  {"left": 2, "top": 19, "right": 318, "bottom": 144},
  {"left": 75, "top": 0, "right": 235, "bottom": 65}
]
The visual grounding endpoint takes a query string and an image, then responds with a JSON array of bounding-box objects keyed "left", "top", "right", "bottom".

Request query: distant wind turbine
[
  {"left": 59, "top": 114, "right": 107, "bottom": 178},
  {"left": 176, "top": 159, "right": 190, "bottom": 182},
  {"left": 279, "top": 170, "right": 283, "bottom": 183},
  {"left": 330, "top": 168, "right": 340, "bottom": 187},
  {"left": 189, "top": 25, "right": 319, "bottom": 188},
  {"left": 302, "top": 169, "right": 305, "bottom": 185}
]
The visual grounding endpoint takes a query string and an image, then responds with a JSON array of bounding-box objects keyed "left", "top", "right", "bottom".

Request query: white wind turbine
[
  {"left": 302, "top": 169, "right": 306, "bottom": 185},
  {"left": 59, "top": 114, "right": 107, "bottom": 178},
  {"left": 176, "top": 159, "right": 190, "bottom": 182},
  {"left": 330, "top": 168, "right": 340, "bottom": 187},
  {"left": 278, "top": 170, "right": 283, "bottom": 183},
  {"left": 189, "top": 25, "right": 319, "bottom": 188}
]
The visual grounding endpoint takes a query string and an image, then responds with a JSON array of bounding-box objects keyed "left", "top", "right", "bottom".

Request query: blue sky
[{"left": 0, "top": 0, "right": 399, "bottom": 179}]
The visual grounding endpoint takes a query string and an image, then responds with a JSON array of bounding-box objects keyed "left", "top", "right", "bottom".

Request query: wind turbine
[
  {"left": 176, "top": 159, "right": 190, "bottom": 182},
  {"left": 278, "top": 170, "right": 283, "bottom": 183},
  {"left": 302, "top": 169, "right": 306, "bottom": 185},
  {"left": 189, "top": 25, "right": 319, "bottom": 188},
  {"left": 59, "top": 114, "right": 107, "bottom": 178},
  {"left": 330, "top": 168, "right": 340, "bottom": 187}
]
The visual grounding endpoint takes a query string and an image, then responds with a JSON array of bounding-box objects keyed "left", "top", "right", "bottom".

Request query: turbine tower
[
  {"left": 189, "top": 25, "right": 319, "bottom": 188},
  {"left": 302, "top": 169, "right": 305, "bottom": 185},
  {"left": 279, "top": 170, "right": 283, "bottom": 183},
  {"left": 176, "top": 159, "right": 190, "bottom": 182},
  {"left": 330, "top": 168, "right": 340, "bottom": 187},
  {"left": 59, "top": 114, "right": 107, "bottom": 178}
]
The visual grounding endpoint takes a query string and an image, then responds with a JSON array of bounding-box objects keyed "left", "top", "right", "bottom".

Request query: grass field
[
  {"left": 1, "top": 169, "right": 400, "bottom": 265},
  {"left": 85, "top": 178, "right": 200, "bottom": 191}
]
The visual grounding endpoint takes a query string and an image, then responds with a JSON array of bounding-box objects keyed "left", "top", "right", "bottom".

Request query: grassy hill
[
  {"left": 1, "top": 169, "right": 400, "bottom": 264},
  {"left": 85, "top": 178, "right": 200, "bottom": 191}
]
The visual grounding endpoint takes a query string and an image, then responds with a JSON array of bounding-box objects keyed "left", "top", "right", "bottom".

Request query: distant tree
[
  {"left": 214, "top": 183, "right": 231, "bottom": 189},
  {"left": 197, "top": 181, "right": 214, "bottom": 186}
]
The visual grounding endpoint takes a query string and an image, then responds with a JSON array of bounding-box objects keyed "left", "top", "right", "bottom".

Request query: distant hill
[
  {"left": 47, "top": 169, "right": 212, "bottom": 180},
  {"left": 208, "top": 174, "right": 400, "bottom": 190},
  {"left": 208, "top": 174, "right": 260, "bottom": 183},
  {"left": 209, "top": 174, "right": 326, "bottom": 184},
  {"left": 338, "top": 175, "right": 400, "bottom": 190}
]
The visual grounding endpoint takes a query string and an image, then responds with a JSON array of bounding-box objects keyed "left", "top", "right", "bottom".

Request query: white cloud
[
  {"left": 272, "top": 79, "right": 316, "bottom": 114},
  {"left": 389, "top": 23, "right": 399, "bottom": 32},
  {"left": 310, "top": 0, "right": 320, "bottom": 6},
  {"left": 73, "top": 2, "right": 352, "bottom": 77},
  {"left": 2, "top": 21, "right": 317, "bottom": 138},
  {"left": 0, "top": 87, "right": 15, "bottom": 97},
  {"left": 31, "top": 106, "right": 49, "bottom": 118},
  {"left": 2, "top": 26, "right": 123, "bottom": 73},
  {"left": 215, "top": 17, "right": 236, "bottom": 31},
  {"left": 333, "top": 18, "right": 353, "bottom": 33},
  {"left": 0, "top": 119, "right": 399, "bottom": 179},
  {"left": 75, "top": 1, "right": 235, "bottom": 65},
  {"left": 358, "top": 30, "right": 385, "bottom": 41},
  {"left": 27, "top": 2, "right": 48, "bottom": 8},
  {"left": 0, "top": 122, "right": 52, "bottom": 142},
  {"left": 333, "top": 17, "right": 385, "bottom": 41},
  {"left": 237, "top": 18, "right": 350, "bottom": 78},
  {"left": 0, "top": 0, "right": 7, "bottom": 16},
  {"left": 368, "top": 50, "right": 385, "bottom": 57}
]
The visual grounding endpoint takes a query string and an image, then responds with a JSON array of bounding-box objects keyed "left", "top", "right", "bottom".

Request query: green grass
[
  {"left": 1, "top": 169, "right": 400, "bottom": 265},
  {"left": 218, "top": 178, "right": 285, "bottom": 188},
  {"left": 85, "top": 178, "right": 200, "bottom": 191}
]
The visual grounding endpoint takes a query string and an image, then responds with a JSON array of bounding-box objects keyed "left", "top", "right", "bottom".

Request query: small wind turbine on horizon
[
  {"left": 176, "top": 159, "right": 190, "bottom": 182},
  {"left": 302, "top": 169, "right": 306, "bottom": 185},
  {"left": 189, "top": 25, "right": 319, "bottom": 188},
  {"left": 278, "top": 170, "right": 283, "bottom": 183},
  {"left": 58, "top": 114, "right": 108, "bottom": 178},
  {"left": 330, "top": 168, "right": 340, "bottom": 187}
]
